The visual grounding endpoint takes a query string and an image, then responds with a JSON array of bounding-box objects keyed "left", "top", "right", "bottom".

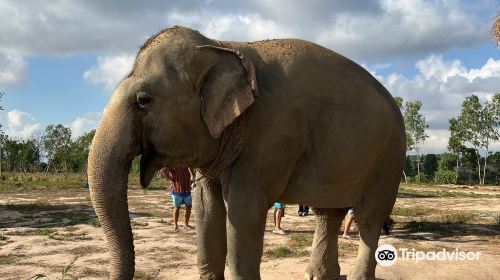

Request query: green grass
[
  {"left": 264, "top": 234, "right": 312, "bottom": 259},
  {"left": 5, "top": 201, "right": 54, "bottom": 213},
  {"left": 134, "top": 269, "right": 161, "bottom": 280},
  {"left": 0, "top": 255, "right": 15, "bottom": 265},
  {"left": 403, "top": 221, "right": 443, "bottom": 232},
  {"left": 440, "top": 211, "right": 476, "bottom": 224},
  {"left": 0, "top": 172, "right": 88, "bottom": 191},
  {"left": 34, "top": 228, "right": 57, "bottom": 236},
  {"left": 398, "top": 187, "right": 498, "bottom": 198},
  {"left": 49, "top": 232, "right": 92, "bottom": 241},
  {"left": 0, "top": 234, "right": 8, "bottom": 241}
]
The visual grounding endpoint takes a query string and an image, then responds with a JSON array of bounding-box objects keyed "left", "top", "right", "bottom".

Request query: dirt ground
[{"left": 0, "top": 184, "right": 499, "bottom": 279}]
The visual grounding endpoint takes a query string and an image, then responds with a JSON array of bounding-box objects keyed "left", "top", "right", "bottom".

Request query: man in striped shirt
[{"left": 161, "top": 166, "right": 193, "bottom": 232}]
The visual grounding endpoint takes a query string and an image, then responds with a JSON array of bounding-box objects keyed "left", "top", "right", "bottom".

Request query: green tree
[
  {"left": 423, "top": 154, "right": 438, "bottom": 179},
  {"left": 462, "top": 148, "right": 478, "bottom": 184},
  {"left": 448, "top": 117, "right": 466, "bottom": 183},
  {"left": 403, "top": 100, "right": 429, "bottom": 179},
  {"left": 70, "top": 130, "right": 95, "bottom": 172},
  {"left": 458, "top": 94, "right": 500, "bottom": 185},
  {"left": 0, "top": 92, "right": 5, "bottom": 175},
  {"left": 43, "top": 124, "right": 72, "bottom": 172},
  {"left": 434, "top": 153, "right": 457, "bottom": 184}
]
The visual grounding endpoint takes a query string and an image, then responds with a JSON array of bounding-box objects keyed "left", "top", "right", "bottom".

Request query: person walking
[
  {"left": 161, "top": 166, "right": 194, "bottom": 232},
  {"left": 273, "top": 202, "right": 286, "bottom": 235}
]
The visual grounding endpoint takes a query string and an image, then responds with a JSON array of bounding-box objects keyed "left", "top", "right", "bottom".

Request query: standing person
[
  {"left": 342, "top": 208, "right": 355, "bottom": 238},
  {"left": 273, "top": 202, "right": 286, "bottom": 235},
  {"left": 298, "top": 205, "right": 309, "bottom": 216},
  {"left": 161, "top": 166, "right": 194, "bottom": 232}
]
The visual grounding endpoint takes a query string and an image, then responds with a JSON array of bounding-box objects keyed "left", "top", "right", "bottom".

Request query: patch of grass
[
  {"left": 265, "top": 246, "right": 295, "bottom": 258},
  {"left": 65, "top": 226, "right": 78, "bottom": 232},
  {"left": 0, "top": 172, "right": 87, "bottom": 191},
  {"left": 34, "top": 228, "right": 57, "bottom": 236},
  {"left": 157, "top": 219, "right": 168, "bottom": 224},
  {"left": 49, "top": 232, "right": 92, "bottom": 241},
  {"left": 0, "top": 234, "right": 8, "bottom": 241},
  {"left": 134, "top": 269, "right": 161, "bottom": 280},
  {"left": 0, "top": 254, "right": 15, "bottom": 265},
  {"left": 403, "top": 221, "right": 443, "bottom": 232},
  {"left": 398, "top": 188, "right": 498, "bottom": 198},
  {"left": 264, "top": 234, "right": 312, "bottom": 259},
  {"left": 5, "top": 201, "right": 53, "bottom": 213},
  {"left": 44, "top": 211, "right": 99, "bottom": 227},
  {"left": 289, "top": 235, "right": 313, "bottom": 248},
  {"left": 86, "top": 218, "right": 101, "bottom": 227},
  {"left": 132, "top": 220, "right": 149, "bottom": 227},
  {"left": 81, "top": 267, "right": 107, "bottom": 277},
  {"left": 391, "top": 206, "right": 432, "bottom": 216},
  {"left": 440, "top": 211, "right": 476, "bottom": 224},
  {"left": 338, "top": 242, "right": 358, "bottom": 257}
]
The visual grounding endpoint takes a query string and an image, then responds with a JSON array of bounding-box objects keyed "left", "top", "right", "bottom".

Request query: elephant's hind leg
[{"left": 305, "top": 208, "right": 346, "bottom": 280}]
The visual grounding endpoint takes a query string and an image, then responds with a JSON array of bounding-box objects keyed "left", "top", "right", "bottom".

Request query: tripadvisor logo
[
  {"left": 375, "top": 244, "right": 397, "bottom": 267},
  {"left": 375, "top": 244, "right": 481, "bottom": 266}
]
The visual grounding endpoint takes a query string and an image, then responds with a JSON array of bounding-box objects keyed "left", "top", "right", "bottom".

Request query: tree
[
  {"left": 70, "top": 130, "right": 95, "bottom": 172},
  {"left": 462, "top": 148, "right": 478, "bottom": 184},
  {"left": 434, "top": 153, "right": 457, "bottom": 184},
  {"left": 403, "top": 100, "right": 429, "bottom": 179},
  {"left": 448, "top": 117, "right": 466, "bottom": 183},
  {"left": 42, "top": 124, "right": 72, "bottom": 172},
  {"left": 394, "top": 96, "right": 410, "bottom": 182},
  {"left": 423, "top": 154, "right": 438, "bottom": 179},
  {"left": 458, "top": 94, "right": 500, "bottom": 185},
  {"left": 0, "top": 92, "right": 4, "bottom": 175}
]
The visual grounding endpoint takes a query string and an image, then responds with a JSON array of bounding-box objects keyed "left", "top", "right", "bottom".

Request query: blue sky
[{"left": 0, "top": 0, "right": 499, "bottom": 153}]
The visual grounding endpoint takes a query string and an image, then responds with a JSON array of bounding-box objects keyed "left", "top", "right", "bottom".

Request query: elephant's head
[{"left": 87, "top": 26, "right": 258, "bottom": 279}]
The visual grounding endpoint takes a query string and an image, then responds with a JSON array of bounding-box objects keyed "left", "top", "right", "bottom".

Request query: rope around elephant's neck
[{"left": 194, "top": 114, "right": 247, "bottom": 184}]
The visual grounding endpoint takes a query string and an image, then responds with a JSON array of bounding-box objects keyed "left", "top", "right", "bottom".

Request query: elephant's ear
[{"left": 195, "top": 45, "right": 259, "bottom": 139}]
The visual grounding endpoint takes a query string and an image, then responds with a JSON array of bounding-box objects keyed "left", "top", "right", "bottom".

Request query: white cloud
[
  {"left": 315, "top": 0, "right": 489, "bottom": 61},
  {"left": 0, "top": 109, "right": 41, "bottom": 139},
  {"left": 167, "top": 12, "right": 295, "bottom": 41},
  {"left": 0, "top": 0, "right": 493, "bottom": 62},
  {"left": 369, "top": 55, "right": 500, "bottom": 153},
  {"left": 83, "top": 54, "right": 134, "bottom": 91},
  {"left": 69, "top": 112, "right": 102, "bottom": 138},
  {"left": 0, "top": 52, "right": 27, "bottom": 89}
]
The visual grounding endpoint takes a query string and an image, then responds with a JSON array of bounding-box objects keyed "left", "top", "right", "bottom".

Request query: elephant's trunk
[{"left": 88, "top": 92, "right": 138, "bottom": 279}]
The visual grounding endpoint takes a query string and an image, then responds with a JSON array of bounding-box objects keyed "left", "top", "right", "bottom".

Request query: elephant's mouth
[{"left": 139, "top": 145, "right": 164, "bottom": 188}]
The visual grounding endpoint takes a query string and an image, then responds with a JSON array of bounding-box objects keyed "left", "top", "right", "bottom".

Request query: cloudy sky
[{"left": 0, "top": 0, "right": 499, "bottom": 153}]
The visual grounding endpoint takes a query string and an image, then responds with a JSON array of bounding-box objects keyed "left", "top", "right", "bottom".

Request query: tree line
[
  {"left": 0, "top": 92, "right": 498, "bottom": 185},
  {"left": 0, "top": 125, "right": 95, "bottom": 174},
  {"left": 397, "top": 93, "right": 500, "bottom": 185}
]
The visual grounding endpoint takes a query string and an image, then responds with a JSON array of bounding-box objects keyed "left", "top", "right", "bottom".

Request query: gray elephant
[{"left": 88, "top": 26, "right": 406, "bottom": 280}]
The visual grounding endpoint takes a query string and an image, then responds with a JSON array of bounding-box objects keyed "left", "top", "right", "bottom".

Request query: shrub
[{"left": 434, "top": 169, "right": 456, "bottom": 184}]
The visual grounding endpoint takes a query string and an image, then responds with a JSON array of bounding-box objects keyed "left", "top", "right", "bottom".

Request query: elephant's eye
[{"left": 137, "top": 92, "right": 153, "bottom": 109}]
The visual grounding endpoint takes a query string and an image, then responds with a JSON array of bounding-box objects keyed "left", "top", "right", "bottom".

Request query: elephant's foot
[
  {"left": 200, "top": 272, "right": 225, "bottom": 280},
  {"left": 304, "top": 265, "right": 340, "bottom": 280},
  {"left": 347, "top": 270, "right": 375, "bottom": 280}
]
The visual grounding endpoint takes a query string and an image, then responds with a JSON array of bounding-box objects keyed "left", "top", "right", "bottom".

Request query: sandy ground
[{"left": 0, "top": 184, "right": 499, "bottom": 279}]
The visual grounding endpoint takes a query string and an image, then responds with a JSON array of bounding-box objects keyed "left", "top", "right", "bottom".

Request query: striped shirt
[{"left": 161, "top": 167, "right": 191, "bottom": 196}]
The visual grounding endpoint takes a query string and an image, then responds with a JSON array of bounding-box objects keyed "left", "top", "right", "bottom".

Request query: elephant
[{"left": 88, "top": 26, "right": 406, "bottom": 280}]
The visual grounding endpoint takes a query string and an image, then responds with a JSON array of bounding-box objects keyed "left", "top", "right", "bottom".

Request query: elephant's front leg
[
  {"left": 305, "top": 208, "right": 346, "bottom": 280},
  {"left": 225, "top": 190, "right": 268, "bottom": 280},
  {"left": 194, "top": 178, "right": 227, "bottom": 280}
]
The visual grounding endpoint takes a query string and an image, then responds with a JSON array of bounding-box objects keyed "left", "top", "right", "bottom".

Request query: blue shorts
[
  {"left": 274, "top": 202, "right": 285, "bottom": 209},
  {"left": 172, "top": 194, "right": 192, "bottom": 207}
]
